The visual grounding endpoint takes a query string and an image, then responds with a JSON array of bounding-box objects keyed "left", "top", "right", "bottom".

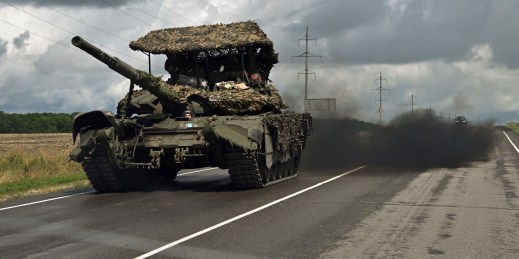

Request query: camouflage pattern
[
  {"left": 118, "top": 70, "right": 287, "bottom": 117},
  {"left": 263, "top": 112, "right": 312, "bottom": 155},
  {"left": 129, "top": 21, "right": 274, "bottom": 57}
]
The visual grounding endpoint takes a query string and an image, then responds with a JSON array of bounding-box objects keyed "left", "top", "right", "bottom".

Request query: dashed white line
[
  {"left": 0, "top": 167, "right": 219, "bottom": 211},
  {"left": 503, "top": 131, "right": 519, "bottom": 154},
  {"left": 134, "top": 165, "right": 366, "bottom": 259}
]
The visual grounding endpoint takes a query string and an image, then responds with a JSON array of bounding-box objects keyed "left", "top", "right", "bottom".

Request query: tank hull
[{"left": 70, "top": 110, "right": 312, "bottom": 191}]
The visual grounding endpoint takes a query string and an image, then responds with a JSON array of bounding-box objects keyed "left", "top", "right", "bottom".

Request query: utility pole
[
  {"left": 372, "top": 71, "right": 390, "bottom": 125},
  {"left": 292, "top": 26, "right": 322, "bottom": 102},
  {"left": 409, "top": 91, "right": 416, "bottom": 120}
]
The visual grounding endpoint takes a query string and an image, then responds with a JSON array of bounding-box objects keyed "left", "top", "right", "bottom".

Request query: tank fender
[
  {"left": 72, "top": 110, "right": 116, "bottom": 144},
  {"left": 204, "top": 124, "right": 259, "bottom": 153}
]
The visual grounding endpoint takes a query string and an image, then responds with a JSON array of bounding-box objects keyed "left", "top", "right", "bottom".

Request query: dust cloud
[{"left": 300, "top": 109, "right": 495, "bottom": 170}]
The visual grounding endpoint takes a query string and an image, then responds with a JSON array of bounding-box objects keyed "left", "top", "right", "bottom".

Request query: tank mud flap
[{"left": 69, "top": 127, "right": 117, "bottom": 163}]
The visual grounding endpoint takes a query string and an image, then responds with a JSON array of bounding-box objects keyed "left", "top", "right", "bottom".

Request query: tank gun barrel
[
  {"left": 71, "top": 36, "right": 139, "bottom": 81},
  {"left": 72, "top": 36, "right": 181, "bottom": 104}
]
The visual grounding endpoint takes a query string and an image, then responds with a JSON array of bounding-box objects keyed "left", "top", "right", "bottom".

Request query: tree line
[{"left": 0, "top": 111, "right": 77, "bottom": 133}]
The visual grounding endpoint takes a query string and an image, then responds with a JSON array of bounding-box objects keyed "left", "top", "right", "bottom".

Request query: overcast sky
[{"left": 1, "top": 0, "right": 519, "bottom": 124}]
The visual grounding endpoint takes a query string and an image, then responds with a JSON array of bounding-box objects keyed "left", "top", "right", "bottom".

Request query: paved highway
[{"left": 0, "top": 131, "right": 518, "bottom": 258}]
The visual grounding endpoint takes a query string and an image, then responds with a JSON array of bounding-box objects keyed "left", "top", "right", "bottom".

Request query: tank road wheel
[
  {"left": 224, "top": 147, "right": 264, "bottom": 189},
  {"left": 82, "top": 147, "right": 126, "bottom": 192},
  {"left": 224, "top": 146, "right": 300, "bottom": 189}
]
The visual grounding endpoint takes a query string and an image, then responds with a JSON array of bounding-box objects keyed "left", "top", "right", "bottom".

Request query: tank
[{"left": 69, "top": 21, "right": 312, "bottom": 191}]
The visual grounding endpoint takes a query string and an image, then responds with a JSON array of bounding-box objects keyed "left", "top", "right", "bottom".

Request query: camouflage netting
[
  {"left": 129, "top": 21, "right": 274, "bottom": 56},
  {"left": 263, "top": 112, "right": 312, "bottom": 155},
  {"left": 130, "top": 21, "right": 278, "bottom": 80},
  {"left": 119, "top": 71, "right": 287, "bottom": 116}
]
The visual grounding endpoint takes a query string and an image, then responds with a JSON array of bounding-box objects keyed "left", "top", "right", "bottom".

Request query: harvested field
[
  {"left": 0, "top": 133, "right": 72, "bottom": 152},
  {"left": 0, "top": 133, "right": 88, "bottom": 201}
]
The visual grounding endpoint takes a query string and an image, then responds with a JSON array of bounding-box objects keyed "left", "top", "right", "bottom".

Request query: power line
[
  {"left": 97, "top": 0, "right": 155, "bottom": 28},
  {"left": 149, "top": 0, "right": 197, "bottom": 25},
  {"left": 0, "top": 18, "right": 75, "bottom": 51},
  {"left": 112, "top": 0, "right": 179, "bottom": 28},
  {"left": 0, "top": 0, "right": 78, "bottom": 37},
  {"left": 31, "top": 0, "right": 131, "bottom": 43},
  {"left": 0, "top": 1, "right": 164, "bottom": 68},
  {"left": 0, "top": 16, "right": 162, "bottom": 70}
]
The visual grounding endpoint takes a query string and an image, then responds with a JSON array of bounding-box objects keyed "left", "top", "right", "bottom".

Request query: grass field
[
  {"left": 507, "top": 123, "right": 519, "bottom": 136},
  {"left": 0, "top": 133, "right": 89, "bottom": 202}
]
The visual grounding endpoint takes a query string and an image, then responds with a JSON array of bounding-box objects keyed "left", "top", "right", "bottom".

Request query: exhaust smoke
[{"left": 300, "top": 110, "right": 495, "bottom": 170}]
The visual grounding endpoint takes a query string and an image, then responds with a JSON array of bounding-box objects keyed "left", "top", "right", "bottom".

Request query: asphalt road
[{"left": 1, "top": 131, "right": 518, "bottom": 258}]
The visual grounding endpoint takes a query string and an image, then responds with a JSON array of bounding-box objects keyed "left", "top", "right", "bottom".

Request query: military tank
[{"left": 69, "top": 21, "right": 312, "bottom": 191}]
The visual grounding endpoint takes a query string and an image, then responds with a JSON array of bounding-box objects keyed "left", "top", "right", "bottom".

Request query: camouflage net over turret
[
  {"left": 130, "top": 21, "right": 278, "bottom": 80},
  {"left": 118, "top": 71, "right": 287, "bottom": 116}
]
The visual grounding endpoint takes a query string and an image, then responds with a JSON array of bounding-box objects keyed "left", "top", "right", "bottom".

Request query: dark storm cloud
[
  {"left": 0, "top": 38, "right": 7, "bottom": 57},
  {"left": 12, "top": 31, "right": 30, "bottom": 49},
  {"left": 0, "top": 0, "right": 139, "bottom": 7},
  {"left": 298, "top": 0, "right": 387, "bottom": 38},
  {"left": 285, "top": 0, "right": 519, "bottom": 68}
]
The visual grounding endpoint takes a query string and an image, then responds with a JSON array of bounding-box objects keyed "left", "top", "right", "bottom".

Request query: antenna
[
  {"left": 372, "top": 71, "right": 390, "bottom": 125},
  {"left": 292, "top": 26, "right": 322, "bottom": 101}
]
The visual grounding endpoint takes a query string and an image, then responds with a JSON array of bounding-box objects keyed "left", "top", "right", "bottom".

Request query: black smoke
[{"left": 300, "top": 109, "right": 495, "bottom": 170}]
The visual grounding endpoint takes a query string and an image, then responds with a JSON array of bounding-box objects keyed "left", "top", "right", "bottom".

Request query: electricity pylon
[
  {"left": 372, "top": 71, "right": 390, "bottom": 125},
  {"left": 292, "top": 26, "right": 322, "bottom": 102}
]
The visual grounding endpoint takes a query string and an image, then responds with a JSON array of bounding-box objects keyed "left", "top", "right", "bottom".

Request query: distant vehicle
[{"left": 455, "top": 116, "right": 467, "bottom": 125}]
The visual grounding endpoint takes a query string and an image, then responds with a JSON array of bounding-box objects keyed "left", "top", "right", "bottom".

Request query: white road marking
[
  {"left": 0, "top": 191, "right": 95, "bottom": 211},
  {"left": 134, "top": 165, "right": 367, "bottom": 259},
  {"left": 177, "top": 167, "right": 218, "bottom": 176},
  {"left": 502, "top": 131, "right": 519, "bottom": 154},
  {"left": 0, "top": 168, "right": 219, "bottom": 211}
]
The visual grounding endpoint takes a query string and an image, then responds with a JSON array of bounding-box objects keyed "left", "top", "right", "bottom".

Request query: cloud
[
  {"left": 0, "top": 38, "right": 7, "bottom": 57},
  {"left": 12, "top": 31, "right": 30, "bottom": 49},
  {"left": 1, "top": 0, "right": 519, "bottom": 125},
  {"left": 0, "top": 0, "right": 139, "bottom": 7}
]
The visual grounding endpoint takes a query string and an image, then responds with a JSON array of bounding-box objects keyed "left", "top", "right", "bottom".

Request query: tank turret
[{"left": 72, "top": 35, "right": 286, "bottom": 117}]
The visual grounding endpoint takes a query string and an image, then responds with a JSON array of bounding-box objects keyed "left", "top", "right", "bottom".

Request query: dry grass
[{"left": 0, "top": 133, "right": 89, "bottom": 201}]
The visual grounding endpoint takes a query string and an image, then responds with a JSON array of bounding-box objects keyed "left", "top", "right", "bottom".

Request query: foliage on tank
[
  {"left": 119, "top": 72, "right": 287, "bottom": 117},
  {"left": 129, "top": 21, "right": 276, "bottom": 59},
  {"left": 263, "top": 112, "right": 312, "bottom": 155}
]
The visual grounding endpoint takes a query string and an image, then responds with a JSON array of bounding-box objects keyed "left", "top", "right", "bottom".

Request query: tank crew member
[{"left": 183, "top": 110, "right": 192, "bottom": 118}]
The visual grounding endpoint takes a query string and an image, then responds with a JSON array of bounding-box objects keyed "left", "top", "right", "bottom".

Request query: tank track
[
  {"left": 82, "top": 146, "right": 126, "bottom": 192},
  {"left": 224, "top": 147, "right": 298, "bottom": 189}
]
